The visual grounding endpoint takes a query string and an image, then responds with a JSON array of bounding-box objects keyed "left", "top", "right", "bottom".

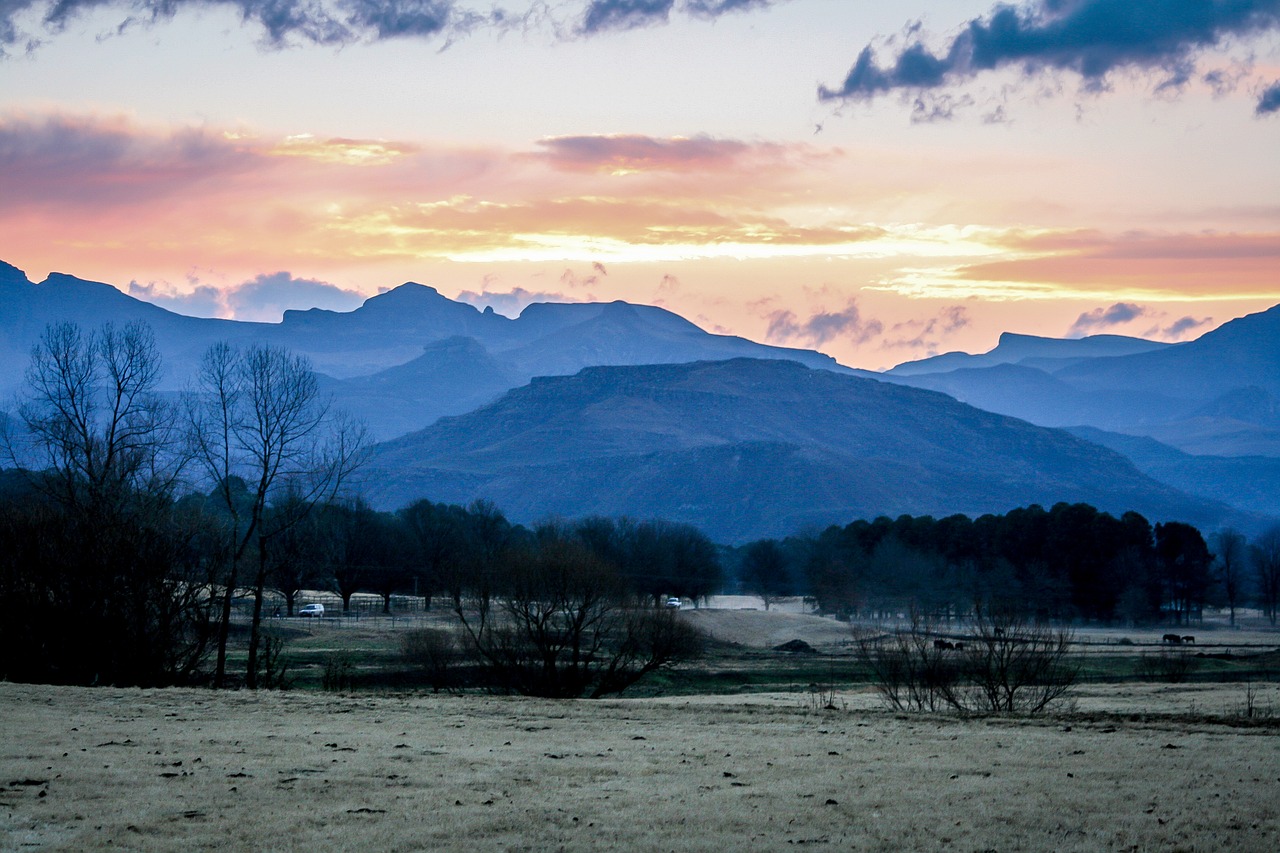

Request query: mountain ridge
[{"left": 362, "top": 358, "right": 1237, "bottom": 542}]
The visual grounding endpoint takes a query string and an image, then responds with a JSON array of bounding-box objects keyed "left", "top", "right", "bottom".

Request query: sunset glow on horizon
[{"left": 3, "top": 1, "right": 1278, "bottom": 370}]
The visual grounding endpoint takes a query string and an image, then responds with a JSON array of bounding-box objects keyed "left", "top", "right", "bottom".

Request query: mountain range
[
  {"left": 0, "top": 261, "right": 860, "bottom": 439},
  {"left": 2, "top": 258, "right": 1277, "bottom": 539},
  {"left": 359, "top": 358, "right": 1239, "bottom": 542},
  {"left": 880, "top": 307, "right": 1280, "bottom": 457}
]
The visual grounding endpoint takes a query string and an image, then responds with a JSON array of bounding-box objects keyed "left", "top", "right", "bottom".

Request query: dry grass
[{"left": 3, "top": 680, "right": 1279, "bottom": 852}]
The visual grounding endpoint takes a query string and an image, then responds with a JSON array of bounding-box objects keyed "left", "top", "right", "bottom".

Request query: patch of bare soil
[
  {"left": 682, "top": 608, "right": 853, "bottom": 651},
  {"left": 2, "top": 682, "right": 1277, "bottom": 852}
]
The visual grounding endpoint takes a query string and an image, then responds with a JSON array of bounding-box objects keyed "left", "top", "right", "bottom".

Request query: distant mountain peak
[
  {"left": 365, "top": 281, "right": 447, "bottom": 304},
  {"left": 887, "top": 330, "right": 1169, "bottom": 377},
  {"left": 0, "top": 260, "right": 29, "bottom": 287}
]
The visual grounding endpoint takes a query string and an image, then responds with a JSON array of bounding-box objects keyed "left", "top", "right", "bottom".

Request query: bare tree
[
  {"left": 186, "top": 342, "right": 366, "bottom": 688},
  {"left": 854, "top": 607, "right": 1077, "bottom": 716},
  {"left": 7, "top": 322, "right": 183, "bottom": 512},
  {"left": 0, "top": 322, "right": 209, "bottom": 686},
  {"left": 852, "top": 612, "right": 959, "bottom": 713},
  {"left": 1252, "top": 525, "right": 1280, "bottom": 626},
  {"left": 1212, "top": 528, "right": 1248, "bottom": 626},
  {"left": 953, "top": 609, "right": 1078, "bottom": 715},
  {"left": 450, "top": 528, "right": 704, "bottom": 698}
]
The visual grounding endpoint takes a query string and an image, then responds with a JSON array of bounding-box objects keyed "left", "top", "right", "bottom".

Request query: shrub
[
  {"left": 1136, "top": 648, "right": 1199, "bottom": 683},
  {"left": 401, "top": 628, "right": 462, "bottom": 692},
  {"left": 854, "top": 609, "right": 1078, "bottom": 716}
]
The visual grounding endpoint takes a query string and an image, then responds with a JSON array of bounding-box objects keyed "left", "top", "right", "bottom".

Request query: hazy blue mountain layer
[
  {"left": 879, "top": 305, "right": 1280, "bottom": 458},
  {"left": 362, "top": 358, "right": 1236, "bottom": 542}
]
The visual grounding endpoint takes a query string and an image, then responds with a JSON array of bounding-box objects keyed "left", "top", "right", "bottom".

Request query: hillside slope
[{"left": 363, "top": 358, "right": 1230, "bottom": 542}]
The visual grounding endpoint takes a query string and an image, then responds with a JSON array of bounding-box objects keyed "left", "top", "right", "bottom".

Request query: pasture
[{"left": 3, "top": 605, "right": 1279, "bottom": 851}]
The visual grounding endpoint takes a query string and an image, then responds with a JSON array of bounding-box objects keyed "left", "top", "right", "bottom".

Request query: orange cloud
[{"left": 955, "top": 231, "right": 1280, "bottom": 298}]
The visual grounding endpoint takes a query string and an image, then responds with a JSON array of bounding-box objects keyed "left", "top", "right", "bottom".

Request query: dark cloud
[
  {"left": 340, "top": 0, "right": 456, "bottom": 40},
  {"left": 819, "top": 1, "right": 1280, "bottom": 112},
  {"left": 684, "top": 0, "right": 772, "bottom": 17},
  {"left": 1259, "top": 80, "right": 1280, "bottom": 114},
  {"left": 580, "top": 0, "right": 674, "bottom": 34},
  {"left": 1, "top": 0, "right": 778, "bottom": 52},
  {"left": 910, "top": 92, "right": 974, "bottom": 123},
  {"left": 579, "top": 0, "right": 772, "bottom": 34},
  {"left": 0, "top": 0, "right": 477, "bottom": 52},
  {"left": 1067, "top": 302, "right": 1150, "bottom": 336},
  {"left": 765, "top": 300, "right": 883, "bottom": 348}
]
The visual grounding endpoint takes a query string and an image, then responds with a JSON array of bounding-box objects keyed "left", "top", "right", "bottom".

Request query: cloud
[
  {"left": 559, "top": 264, "right": 607, "bottom": 290},
  {"left": 580, "top": 0, "right": 675, "bottom": 33},
  {"left": 578, "top": 0, "right": 772, "bottom": 34},
  {"left": 1067, "top": 302, "right": 1151, "bottom": 335},
  {"left": 531, "top": 134, "right": 760, "bottom": 173},
  {"left": 127, "top": 279, "right": 228, "bottom": 318},
  {"left": 227, "top": 272, "right": 367, "bottom": 320},
  {"left": 1068, "top": 303, "right": 1212, "bottom": 341},
  {"left": 910, "top": 93, "right": 975, "bottom": 124},
  {"left": 0, "top": 0, "right": 490, "bottom": 53},
  {"left": 1259, "top": 80, "right": 1280, "bottom": 114},
  {"left": 0, "top": 113, "right": 256, "bottom": 210},
  {"left": 1161, "top": 314, "right": 1213, "bottom": 338},
  {"left": 0, "top": 0, "right": 780, "bottom": 50},
  {"left": 764, "top": 300, "right": 883, "bottom": 348},
  {"left": 944, "top": 230, "right": 1280, "bottom": 299},
  {"left": 453, "top": 285, "right": 579, "bottom": 316},
  {"left": 124, "top": 271, "right": 366, "bottom": 320},
  {"left": 819, "top": 0, "right": 1280, "bottom": 114},
  {"left": 0, "top": 112, "right": 898, "bottom": 275},
  {"left": 882, "top": 305, "right": 971, "bottom": 351}
]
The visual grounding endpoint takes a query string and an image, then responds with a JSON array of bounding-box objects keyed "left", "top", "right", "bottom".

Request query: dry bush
[
  {"left": 1136, "top": 648, "right": 1200, "bottom": 683},
  {"left": 401, "top": 627, "right": 463, "bottom": 692},
  {"left": 321, "top": 653, "right": 355, "bottom": 692},
  {"left": 252, "top": 628, "right": 291, "bottom": 690},
  {"left": 852, "top": 619, "right": 960, "bottom": 713},
  {"left": 855, "top": 610, "right": 1078, "bottom": 716},
  {"left": 948, "top": 610, "right": 1078, "bottom": 715}
]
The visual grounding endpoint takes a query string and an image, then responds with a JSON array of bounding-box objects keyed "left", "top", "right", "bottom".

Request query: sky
[{"left": 2, "top": 0, "right": 1279, "bottom": 370}]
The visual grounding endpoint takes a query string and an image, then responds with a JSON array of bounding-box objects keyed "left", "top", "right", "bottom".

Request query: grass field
[{"left": 3, "top": 606, "right": 1279, "bottom": 851}]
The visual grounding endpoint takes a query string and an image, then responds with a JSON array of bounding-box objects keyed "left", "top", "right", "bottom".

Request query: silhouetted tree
[
  {"left": 740, "top": 539, "right": 791, "bottom": 610},
  {"left": 399, "top": 499, "right": 470, "bottom": 608},
  {"left": 1253, "top": 525, "right": 1280, "bottom": 626},
  {"left": 1155, "top": 521, "right": 1213, "bottom": 625},
  {"left": 186, "top": 342, "right": 365, "bottom": 687},
  {"left": 449, "top": 528, "right": 703, "bottom": 698},
  {"left": 1212, "top": 528, "right": 1248, "bottom": 626},
  {"left": 0, "top": 322, "right": 209, "bottom": 686}
]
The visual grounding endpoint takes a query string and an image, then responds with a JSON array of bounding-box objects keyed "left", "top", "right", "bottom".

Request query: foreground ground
[{"left": 3, "top": 679, "right": 1279, "bottom": 852}]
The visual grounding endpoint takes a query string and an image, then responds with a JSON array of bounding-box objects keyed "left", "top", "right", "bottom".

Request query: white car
[
  {"left": 664, "top": 597, "right": 682, "bottom": 609},
  {"left": 298, "top": 603, "right": 325, "bottom": 618}
]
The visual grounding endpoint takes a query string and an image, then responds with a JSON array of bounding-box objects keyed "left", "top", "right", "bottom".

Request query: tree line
[
  {"left": 0, "top": 320, "right": 720, "bottom": 692},
  {"left": 4, "top": 319, "right": 1275, "bottom": 694},
  {"left": 734, "top": 504, "right": 1280, "bottom": 626}
]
